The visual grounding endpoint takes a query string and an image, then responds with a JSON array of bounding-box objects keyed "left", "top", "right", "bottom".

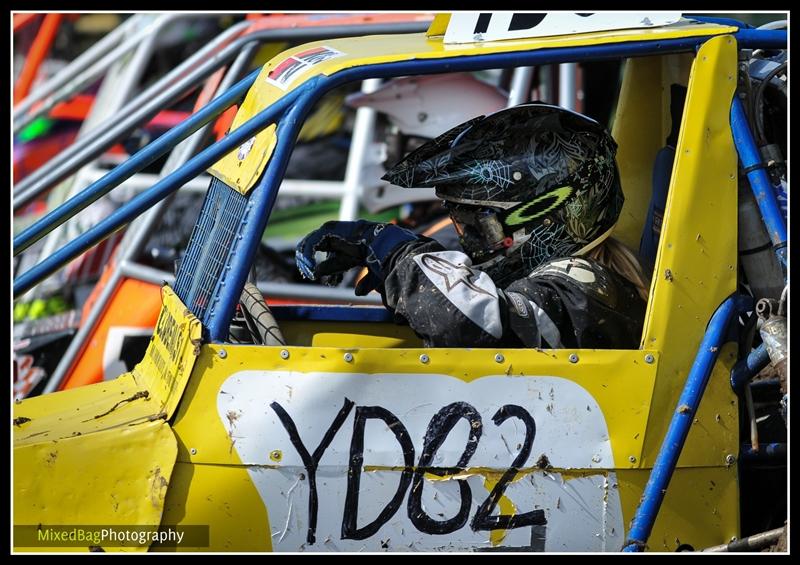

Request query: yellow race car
[{"left": 13, "top": 13, "right": 787, "bottom": 552}]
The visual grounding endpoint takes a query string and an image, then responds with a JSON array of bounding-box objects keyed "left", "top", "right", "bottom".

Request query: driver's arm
[
  {"left": 380, "top": 239, "right": 513, "bottom": 348},
  {"left": 381, "top": 242, "right": 645, "bottom": 349}
]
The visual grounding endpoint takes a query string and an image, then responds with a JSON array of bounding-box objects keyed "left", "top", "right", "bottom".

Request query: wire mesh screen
[{"left": 174, "top": 176, "right": 249, "bottom": 323}]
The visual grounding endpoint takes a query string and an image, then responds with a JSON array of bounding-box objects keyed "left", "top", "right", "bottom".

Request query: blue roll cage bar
[{"left": 12, "top": 20, "right": 787, "bottom": 552}]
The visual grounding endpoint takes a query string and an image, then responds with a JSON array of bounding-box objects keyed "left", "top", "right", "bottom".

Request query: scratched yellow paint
[
  {"left": 638, "top": 36, "right": 740, "bottom": 466},
  {"left": 14, "top": 372, "right": 154, "bottom": 446},
  {"left": 167, "top": 324, "right": 736, "bottom": 550},
  {"left": 13, "top": 385, "right": 177, "bottom": 552},
  {"left": 13, "top": 287, "right": 202, "bottom": 552},
  {"left": 615, "top": 465, "right": 740, "bottom": 551},
  {"left": 209, "top": 20, "right": 735, "bottom": 193},
  {"left": 482, "top": 474, "right": 518, "bottom": 546},
  {"left": 157, "top": 463, "right": 272, "bottom": 552}
]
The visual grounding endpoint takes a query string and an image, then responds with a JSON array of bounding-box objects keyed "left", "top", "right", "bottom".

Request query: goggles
[{"left": 443, "top": 202, "right": 514, "bottom": 262}]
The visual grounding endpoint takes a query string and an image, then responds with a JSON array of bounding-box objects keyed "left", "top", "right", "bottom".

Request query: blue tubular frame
[
  {"left": 13, "top": 87, "right": 304, "bottom": 297},
  {"left": 9, "top": 22, "right": 788, "bottom": 549},
  {"left": 622, "top": 297, "right": 738, "bottom": 552},
  {"left": 14, "top": 68, "right": 261, "bottom": 255},
  {"left": 203, "top": 85, "right": 320, "bottom": 335},
  {"left": 733, "top": 29, "right": 788, "bottom": 49},
  {"left": 730, "top": 342, "right": 771, "bottom": 391},
  {"left": 687, "top": 17, "right": 786, "bottom": 48},
  {"left": 730, "top": 97, "right": 788, "bottom": 269}
]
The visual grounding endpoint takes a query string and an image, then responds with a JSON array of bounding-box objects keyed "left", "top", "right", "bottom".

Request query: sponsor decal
[{"left": 266, "top": 46, "right": 346, "bottom": 90}]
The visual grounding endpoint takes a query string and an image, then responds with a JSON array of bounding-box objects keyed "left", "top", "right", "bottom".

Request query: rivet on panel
[
  {"left": 218, "top": 349, "right": 227, "bottom": 359},
  {"left": 629, "top": 455, "right": 637, "bottom": 463},
  {"left": 344, "top": 352, "right": 354, "bottom": 363},
  {"left": 569, "top": 354, "right": 579, "bottom": 364},
  {"left": 494, "top": 353, "right": 505, "bottom": 363},
  {"left": 419, "top": 354, "right": 430, "bottom": 364},
  {"left": 190, "top": 448, "right": 197, "bottom": 455},
  {"left": 644, "top": 354, "right": 655, "bottom": 364},
  {"left": 280, "top": 349, "right": 290, "bottom": 360}
]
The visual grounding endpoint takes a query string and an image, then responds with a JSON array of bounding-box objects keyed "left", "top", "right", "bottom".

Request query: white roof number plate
[{"left": 444, "top": 12, "right": 683, "bottom": 44}]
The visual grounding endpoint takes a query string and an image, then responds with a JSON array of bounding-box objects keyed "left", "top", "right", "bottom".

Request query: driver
[{"left": 296, "top": 103, "right": 648, "bottom": 349}]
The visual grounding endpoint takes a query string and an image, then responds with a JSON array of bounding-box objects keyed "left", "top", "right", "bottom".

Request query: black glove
[{"left": 295, "top": 220, "right": 419, "bottom": 295}]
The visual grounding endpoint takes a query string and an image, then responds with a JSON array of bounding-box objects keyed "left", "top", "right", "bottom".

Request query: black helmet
[{"left": 382, "top": 103, "right": 624, "bottom": 287}]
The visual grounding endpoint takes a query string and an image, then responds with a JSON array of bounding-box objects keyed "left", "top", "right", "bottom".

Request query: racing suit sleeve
[
  {"left": 379, "top": 239, "right": 645, "bottom": 349},
  {"left": 380, "top": 238, "right": 511, "bottom": 348}
]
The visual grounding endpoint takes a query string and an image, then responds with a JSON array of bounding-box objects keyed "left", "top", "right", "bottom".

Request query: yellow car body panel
[
  {"left": 615, "top": 464, "right": 740, "bottom": 551},
  {"left": 158, "top": 335, "right": 738, "bottom": 551},
  {"left": 157, "top": 462, "right": 273, "bottom": 552},
  {"left": 14, "top": 420, "right": 176, "bottom": 552},
  {"left": 13, "top": 287, "right": 201, "bottom": 552},
  {"left": 638, "top": 35, "right": 739, "bottom": 465},
  {"left": 172, "top": 345, "right": 659, "bottom": 469}
]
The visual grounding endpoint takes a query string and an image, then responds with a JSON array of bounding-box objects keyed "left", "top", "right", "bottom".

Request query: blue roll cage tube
[
  {"left": 730, "top": 96, "right": 788, "bottom": 269},
  {"left": 14, "top": 68, "right": 262, "bottom": 255},
  {"left": 622, "top": 296, "right": 741, "bottom": 551},
  {"left": 730, "top": 342, "right": 771, "bottom": 391},
  {"left": 10, "top": 22, "right": 787, "bottom": 553}
]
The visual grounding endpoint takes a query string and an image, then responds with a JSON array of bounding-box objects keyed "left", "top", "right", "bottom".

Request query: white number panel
[
  {"left": 217, "top": 371, "right": 625, "bottom": 551},
  {"left": 444, "top": 12, "right": 682, "bottom": 44}
]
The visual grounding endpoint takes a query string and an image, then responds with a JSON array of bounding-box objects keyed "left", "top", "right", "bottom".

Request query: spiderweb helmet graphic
[
  {"left": 520, "top": 222, "right": 577, "bottom": 270},
  {"left": 383, "top": 103, "right": 624, "bottom": 287}
]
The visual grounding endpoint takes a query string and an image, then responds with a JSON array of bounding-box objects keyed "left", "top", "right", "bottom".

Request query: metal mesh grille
[{"left": 174, "top": 177, "right": 248, "bottom": 322}]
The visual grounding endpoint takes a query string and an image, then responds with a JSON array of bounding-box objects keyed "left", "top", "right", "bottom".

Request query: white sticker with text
[{"left": 444, "top": 12, "right": 682, "bottom": 44}]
